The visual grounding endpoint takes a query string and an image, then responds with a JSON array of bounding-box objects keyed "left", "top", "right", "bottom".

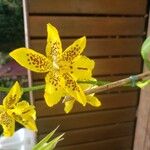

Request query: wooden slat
[
  {"left": 37, "top": 107, "right": 136, "bottom": 134},
  {"left": 32, "top": 57, "right": 141, "bottom": 80},
  {"left": 29, "top": 16, "right": 145, "bottom": 37},
  {"left": 32, "top": 75, "right": 139, "bottom": 96},
  {"left": 25, "top": 0, "right": 147, "bottom": 148},
  {"left": 56, "top": 136, "right": 133, "bottom": 150},
  {"left": 134, "top": 84, "right": 150, "bottom": 150},
  {"left": 38, "top": 122, "right": 134, "bottom": 146},
  {"left": 35, "top": 92, "right": 138, "bottom": 117},
  {"left": 94, "top": 57, "right": 141, "bottom": 75},
  {"left": 33, "top": 74, "right": 137, "bottom": 83},
  {"left": 34, "top": 84, "right": 138, "bottom": 101},
  {"left": 134, "top": 12, "right": 150, "bottom": 150},
  {"left": 32, "top": 75, "right": 139, "bottom": 102},
  {"left": 33, "top": 84, "right": 138, "bottom": 103},
  {"left": 29, "top": 0, "right": 147, "bottom": 15},
  {"left": 30, "top": 38, "right": 143, "bottom": 57}
]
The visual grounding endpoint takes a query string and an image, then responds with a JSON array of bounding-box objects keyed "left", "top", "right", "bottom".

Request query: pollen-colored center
[{"left": 58, "top": 60, "right": 73, "bottom": 74}]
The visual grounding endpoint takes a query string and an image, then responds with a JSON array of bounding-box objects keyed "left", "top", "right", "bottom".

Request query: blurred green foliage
[
  {"left": 0, "top": 0, "right": 26, "bottom": 134},
  {"left": 0, "top": 0, "right": 24, "bottom": 52}
]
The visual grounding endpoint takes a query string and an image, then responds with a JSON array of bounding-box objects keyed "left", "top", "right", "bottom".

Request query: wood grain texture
[
  {"left": 35, "top": 92, "right": 138, "bottom": 117},
  {"left": 37, "top": 107, "right": 136, "bottom": 134},
  {"left": 55, "top": 136, "right": 133, "bottom": 150},
  {"left": 26, "top": 0, "right": 148, "bottom": 148},
  {"left": 33, "top": 74, "right": 137, "bottom": 83},
  {"left": 134, "top": 70, "right": 150, "bottom": 150},
  {"left": 38, "top": 122, "right": 134, "bottom": 146},
  {"left": 29, "top": 16, "right": 145, "bottom": 37},
  {"left": 32, "top": 74, "right": 139, "bottom": 102},
  {"left": 94, "top": 57, "right": 141, "bottom": 75},
  {"left": 29, "top": 0, "right": 147, "bottom": 15},
  {"left": 33, "top": 85, "right": 138, "bottom": 103},
  {"left": 30, "top": 38, "right": 143, "bottom": 57},
  {"left": 133, "top": 10, "right": 150, "bottom": 150}
]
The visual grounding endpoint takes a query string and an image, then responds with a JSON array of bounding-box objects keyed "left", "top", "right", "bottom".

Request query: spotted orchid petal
[
  {"left": 3, "top": 81, "right": 22, "bottom": 109},
  {"left": 9, "top": 101, "right": 37, "bottom": 132},
  {"left": 44, "top": 71, "right": 65, "bottom": 107},
  {"left": 63, "top": 73, "right": 86, "bottom": 106},
  {"left": 12, "top": 101, "right": 36, "bottom": 120},
  {"left": 62, "top": 36, "right": 86, "bottom": 62},
  {"left": 0, "top": 106, "right": 15, "bottom": 136},
  {"left": 11, "top": 112, "right": 37, "bottom": 131},
  {"left": 64, "top": 93, "right": 101, "bottom": 113},
  {"left": 79, "top": 79, "right": 101, "bottom": 108},
  {"left": 72, "top": 56, "right": 95, "bottom": 80},
  {"left": 86, "top": 95, "right": 101, "bottom": 107},
  {"left": 63, "top": 77, "right": 100, "bottom": 113},
  {"left": 46, "top": 23, "right": 62, "bottom": 62},
  {"left": 64, "top": 99, "right": 75, "bottom": 113},
  {"left": 0, "top": 82, "right": 37, "bottom": 136},
  {"left": 9, "top": 48, "right": 51, "bottom": 73}
]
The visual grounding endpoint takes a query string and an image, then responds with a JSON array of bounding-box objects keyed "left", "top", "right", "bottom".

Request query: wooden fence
[{"left": 24, "top": 0, "right": 148, "bottom": 149}]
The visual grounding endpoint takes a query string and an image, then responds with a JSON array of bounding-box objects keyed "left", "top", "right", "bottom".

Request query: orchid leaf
[
  {"left": 41, "top": 133, "right": 65, "bottom": 150},
  {"left": 141, "top": 36, "right": 150, "bottom": 70},
  {"left": 32, "top": 126, "right": 61, "bottom": 150},
  {"left": 136, "top": 79, "right": 150, "bottom": 88}
]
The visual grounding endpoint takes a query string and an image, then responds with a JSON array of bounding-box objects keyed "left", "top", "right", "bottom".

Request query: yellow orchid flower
[
  {"left": 0, "top": 81, "right": 37, "bottom": 136},
  {"left": 64, "top": 95, "right": 101, "bottom": 113},
  {"left": 10, "top": 23, "right": 95, "bottom": 107},
  {"left": 64, "top": 78, "right": 101, "bottom": 113}
]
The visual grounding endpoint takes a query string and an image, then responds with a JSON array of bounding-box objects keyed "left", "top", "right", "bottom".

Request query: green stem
[
  {"left": 77, "top": 80, "right": 110, "bottom": 86},
  {"left": 23, "top": 84, "right": 45, "bottom": 92},
  {"left": 0, "top": 80, "right": 108, "bottom": 93},
  {"left": 0, "top": 79, "right": 135, "bottom": 93},
  {"left": 0, "top": 84, "right": 45, "bottom": 93},
  {"left": 0, "top": 87, "right": 10, "bottom": 92}
]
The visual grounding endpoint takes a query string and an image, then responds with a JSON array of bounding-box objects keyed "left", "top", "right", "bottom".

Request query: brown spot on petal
[
  {"left": 5, "top": 94, "right": 17, "bottom": 108},
  {"left": 63, "top": 73, "right": 80, "bottom": 92},
  {"left": 0, "top": 112, "right": 12, "bottom": 128},
  {"left": 77, "top": 67, "right": 88, "bottom": 70},
  {"left": 26, "top": 53, "right": 50, "bottom": 71},
  {"left": 47, "top": 72, "right": 61, "bottom": 89},
  {"left": 49, "top": 41, "right": 61, "bottom": 60},
  {"left": 63, "top": 44, "right": 80, "bottom": 62}
]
